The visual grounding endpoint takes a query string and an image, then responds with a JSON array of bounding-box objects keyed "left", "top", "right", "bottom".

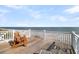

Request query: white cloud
[
  {"left": 0, "top": 9, "right": 10, "bottom": 26},
  {"left": 59, "top": 16, "right": 67, "bottom": 22},
  {"left": 0, "top": 9, "right": 10, "bottom": 25},
  {"left": 50, "top": 15, "right": 67, "bottom": 22},
  {"left": 5, "top": 5, "right": 24, "bottom": 9},
  {"left": 65, "top": 6, "right": 79, "bottom": 14},
  {"left": 72, "top": 17, "right": 79, "bottom": 21},
  {"left": 75, "top": 17, "right": 79, "bottom": 20},
  {"left": 0, "top": 8, "right": 11, "bottom": 26},
  {"left": 50, "top": 16, "right": 58, "bottom": 21},
  {"left": 0, "top": 13, "right": 25, "bottom": 27},
  {"left": 31, "top": 12, "right": 41, "bottom": 19},
  {"left": 29, "top": 10, "right": 42, "bottom": 19},
  {"left": 7, "top": 19, "right": 30, "bottom": 27},
  {"left": 0, "top": 9, "right": 9, "bottom": 14},
  {"left": 0, "top": 14, "right": 7, "bottom": 24}
]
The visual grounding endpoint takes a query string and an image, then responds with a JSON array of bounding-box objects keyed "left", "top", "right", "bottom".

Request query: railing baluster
[
  {"left": 69, "top": 34, "right": 70, "bottom": 46},
  {"left": 63, "top": 33, "right": 65, "bottom": 48},
  {"left": 67, "top": 33, "right": 69, "bottom": 48},
  {"left": 67, "top": 33, "right": 68, "bottom": 48},
  {"left": 69, "top": 33, "right": 71, "bottom": 48},
  {"left": 61, "top": 33, "right": 63, "bottom": 48},
  {"left": 66, "top": 33, "right": 67, "bottom": 48}
]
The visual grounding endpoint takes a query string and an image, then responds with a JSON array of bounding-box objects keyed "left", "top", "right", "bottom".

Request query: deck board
[{"left": 0, "top": 39, "right": 72, "bottom": 54}]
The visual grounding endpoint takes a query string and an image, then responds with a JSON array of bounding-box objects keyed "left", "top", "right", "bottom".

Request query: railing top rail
[{"left": 72, "top": 31, "right": 79, "bottom": 38}]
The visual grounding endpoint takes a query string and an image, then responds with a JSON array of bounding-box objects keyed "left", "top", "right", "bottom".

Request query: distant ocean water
[{"left": 1, "top": 27, "right": 79, "bottom": 32}]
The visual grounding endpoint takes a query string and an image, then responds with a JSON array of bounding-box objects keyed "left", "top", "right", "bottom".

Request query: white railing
[
  {"left": 72, "top": 31, "right": 79, "bottom": 54},
  {"left": 0, "top": 29, "right": 72, "bottom": 49},
  {"left": 45, "top": 31, "right": 72, "bottom": 48},
  {"left": 0, "top": 31, "right": 13, "bottom": 41},
  {"left": 29, "top": 30, "right": 72, "bottom": 48}
]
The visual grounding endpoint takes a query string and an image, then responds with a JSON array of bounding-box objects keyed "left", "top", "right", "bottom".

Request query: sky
[{"left": 0, "top": 5, "right": 79, "bottom": 27}]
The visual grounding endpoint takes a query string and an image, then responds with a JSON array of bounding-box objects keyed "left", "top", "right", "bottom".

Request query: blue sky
[{"left": 0, "top": 5, "right": 79, "bottom": 27}]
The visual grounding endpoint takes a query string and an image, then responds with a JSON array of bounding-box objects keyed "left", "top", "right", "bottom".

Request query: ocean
[{"left": 1, "top": 27, "right": 79, "bottom": 32}]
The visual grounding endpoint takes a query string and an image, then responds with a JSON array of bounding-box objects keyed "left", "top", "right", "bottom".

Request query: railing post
[
  {"left": 4, "top": 32, "right": 6, "bottom": 40},
  {"left": 71, "top": 32, "right": 74, "bottom": 47},
  {"left": 44, "top": 30, "right": 46, "bottom": 40},
  {"left": 75, "top": 36, "right": 78, "bottom": 54},
  {"left": 13, "top": 30, "right": 15, "bottom": 40},
  {"left": 29, "top": 29, "right": 31, "bottom": 40},
  {"left": 72, "top": 31, "right": 79, "bottom": 54}
]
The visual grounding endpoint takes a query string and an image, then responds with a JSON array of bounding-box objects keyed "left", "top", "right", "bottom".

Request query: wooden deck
[
  {"left": 0, "top": 38, "right": 72, "bottom": 54},
  {"left": 0, "top": 39, "right": 53, "bottom": 54}
]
